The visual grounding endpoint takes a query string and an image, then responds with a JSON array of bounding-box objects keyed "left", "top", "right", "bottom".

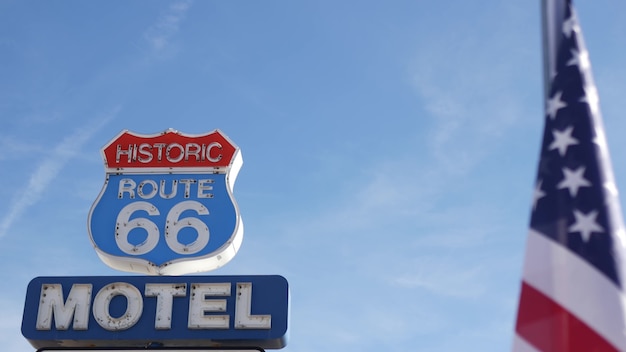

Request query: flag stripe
[
  {"left": 519, "top": 229, "right": 626, "bottom": 350},
  {"left": 516, "top": 282, "right": 618, "bottom": 352}
]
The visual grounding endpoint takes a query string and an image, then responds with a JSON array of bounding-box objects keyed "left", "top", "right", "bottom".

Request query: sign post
[{"left": 38, "top": 350, "right": 264, "bottom": 352}]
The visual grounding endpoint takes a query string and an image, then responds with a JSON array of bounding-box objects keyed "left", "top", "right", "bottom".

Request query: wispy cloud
[
  {"left": 0, "top": 136, "right": 47, "bottom": 161},
  {"left": 0, "top": 109, "right": 117, "bottom": 238},
  {"left": 144, "top": 0, "right": 193, "bottom": 52},
  {"left": 392, "top": 263, "right": 486, "bottom": 298},
  {"left": 0, "top": 2, "right": 193, "bottom": 238},
  {"left": 410, "top": 3, "right": 537, "bottom": 176}
]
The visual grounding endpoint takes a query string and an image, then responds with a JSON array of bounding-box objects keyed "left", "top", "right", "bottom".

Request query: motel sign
[
  {"left": 22, "top": 276, "right": 289, "bottom": 349},
  {"left": 22, "top": 130, "right": 290, "bottom": 350}
]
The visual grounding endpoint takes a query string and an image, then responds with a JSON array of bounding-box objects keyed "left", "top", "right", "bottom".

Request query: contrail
[{"left": 0, "top": 108, "right": 118, "bottom": 238}]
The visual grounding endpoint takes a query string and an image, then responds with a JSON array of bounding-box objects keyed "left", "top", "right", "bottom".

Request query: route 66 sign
[{"left": 88, "top": 129, "right": 243, "bottom": 275}]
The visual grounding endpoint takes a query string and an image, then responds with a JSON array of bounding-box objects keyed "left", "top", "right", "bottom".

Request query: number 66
[{"left": 115, "top": 200, "right": 209, "bottom": 255}]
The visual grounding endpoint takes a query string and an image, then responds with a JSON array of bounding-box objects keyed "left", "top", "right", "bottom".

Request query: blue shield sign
[{"left": 88, "top": 129, "right": 243, "bottom": 275}]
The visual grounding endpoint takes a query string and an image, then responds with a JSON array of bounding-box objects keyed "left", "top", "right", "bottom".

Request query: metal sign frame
[{"left": 87, "top": 129, "right": 244, "bottom": 275}]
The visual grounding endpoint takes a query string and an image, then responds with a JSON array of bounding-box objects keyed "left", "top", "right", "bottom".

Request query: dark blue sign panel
[{"left": 22, "top": 276, "right": 288, "bottom": 350}]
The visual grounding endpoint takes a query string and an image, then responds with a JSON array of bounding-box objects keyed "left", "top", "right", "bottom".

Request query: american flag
[{"left": 513, "top": 0, "right": 626, "bottom": 351}]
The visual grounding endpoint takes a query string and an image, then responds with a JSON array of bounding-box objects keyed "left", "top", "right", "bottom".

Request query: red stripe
[{"left": 516, "top": 282, "right": 618, "bottom": 352}]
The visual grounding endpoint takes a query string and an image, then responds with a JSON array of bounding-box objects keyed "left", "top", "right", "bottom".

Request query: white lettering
[
  {"left": 165, "top": 201, "right": 210, "bottom": 254},
  {"left": 118, "top": 179, "right": 136, "bottom": 199},
  {"left": 33, "top": 282, "right": 272, "bottom": 332},
  {"left": 206, "top": 142, "right": 223, "bottom": 162},
  {"left": 117, "top": 178, "right": 214, "bottom": 200},
  {"left": 145, "top": 284, "right": 186, "bottom": 330},
  {"left": 179, "top": 179, "right": 196, "bottom": 199},
  {"left": 166, "top": 143, "right": 185, "bottom": 163},
  {"left": 115, "top": 201, "right": 160, "bottom": 255},
  {"left": 137, "top": 143, "right": 153, "bottom": 163},
  {"left": 137, "top": 180, "right": 158, "bottom": 199},
  {"left": 116, "top": 144, "right": 132, "bottom": 163},
  {"left": 185, "top": 143, "right": 201, "bottom": 161},
  {"left": 92, "top": 283, "right": 143, "bottom": 331},
  {"left": 197, "top": 179, "right": 214, "bottom": 198},
  {"left": 160, "top": 179, "right": 178, "bottom": 199},
  {"left": 235, "top": 283, "right": 272, "bottom": 329},
  {"left": 113, "top": 142, "right": 227, "bottom": 165},
  {"left": 36, "top": 284, "right": 92, "bottom": 331},
  {"left": 154, "top": 143, "right": 166, "bottom": 161},
  {"left": 188, "top": 283, "right": 230, "bottom": 329}
]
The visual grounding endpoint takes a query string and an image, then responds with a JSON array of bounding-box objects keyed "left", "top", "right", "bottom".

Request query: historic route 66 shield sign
[{"left": 88, "top": 129, "right": 243, "bottom": 275}]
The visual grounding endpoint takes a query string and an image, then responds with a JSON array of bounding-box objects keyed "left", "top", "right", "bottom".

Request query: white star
[
  {"left": 604, "top": 181, "right": 619, "bottom": 198},
  {"left": 532, "top": 180, "right": 546, "bottom": 210},
  {"left": 567, "top": 48, "right": 591, "bottom": 72},
  {"left": 562, "top": 13, "right": 579, "bottom": 38},
  {"left": 569, "top": 209, "right": 603, "bottom": 242},
  {"left": 558, "top": 166, "right": 591, "bottom": 197},
  {"left": 593, "top": 127, "right": 608, "bottom": 155},
  {"left": 548, "top": 126, "right": 578, "bottom": 156},
  {"left": 580, "top": 84, "right": 600, "bottom": 116},
  {"left": 615, "top": 228, "right": 626, "bottom": 250},
  {"left": 546, "top": 91, "right": 567, "bottom": 120}
]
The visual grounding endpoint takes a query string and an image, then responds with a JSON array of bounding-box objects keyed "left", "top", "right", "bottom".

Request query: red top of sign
[{"left": 102, "top": 129, "right": 238, "bottom": 170}]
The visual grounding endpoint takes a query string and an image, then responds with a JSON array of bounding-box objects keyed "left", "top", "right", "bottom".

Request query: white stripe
[
  {"left": 522, "top": 229, "right": 626, "bottom": 350},
  {"left": 512, "top": 334, "right": 540, "bottom": 352}
]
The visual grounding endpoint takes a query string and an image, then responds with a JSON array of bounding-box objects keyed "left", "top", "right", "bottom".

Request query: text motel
[{"left": 35, "top": 281, "right": 271, "bottom": 332}]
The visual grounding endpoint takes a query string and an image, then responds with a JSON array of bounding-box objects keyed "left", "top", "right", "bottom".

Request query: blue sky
[{"left": 2, "top": 1, "right": 626, "bottom": 351}]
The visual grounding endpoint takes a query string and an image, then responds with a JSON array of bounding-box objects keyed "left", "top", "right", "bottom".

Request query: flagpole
[
  {"left": 541, "top": 0, "right": 566, "bottom": 100},
  {"left": 541, "top": 0, "right": 549, "bottom": 99}
]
